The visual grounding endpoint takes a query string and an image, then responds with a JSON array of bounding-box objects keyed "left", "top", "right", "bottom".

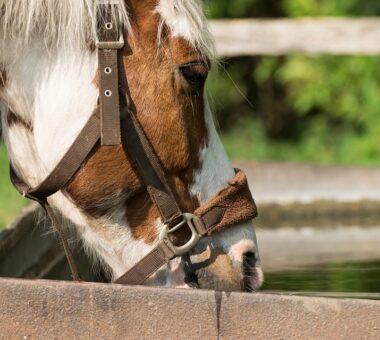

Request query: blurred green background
[
  {"left": 206, "top": 0, "right": 380, "bottom": 165},
  {"left": 2, "top": 0, "right": 380, "bottom": 226}
]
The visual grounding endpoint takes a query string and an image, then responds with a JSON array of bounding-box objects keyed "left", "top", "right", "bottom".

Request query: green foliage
[
  {"left": 283, "top": 0, "right": 380, "bottom": 17},
  {"left": 0, "top": 144, "right": 27, "bottom": 228},
  {"left": 205, "top": 0, "right": 380, "bottom": 18},
  {"left": 206, "top": 0, "right": 380, "bottom": 165},
  {"left": 205, "top": 0, "right": 284, "bottom": 18},
  {"left": 221, "top": 115, "right": 380, "bottom": 165}
]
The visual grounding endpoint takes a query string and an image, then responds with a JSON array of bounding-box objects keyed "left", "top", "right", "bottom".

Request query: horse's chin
[
  {"left": 176, "top": 265, "right": 264, "bottom": 292},
  {"left": 144, "top": 259, "right": 190, "bottom": 288},
  {"left": 193, "top": 265, "right": 264, "bottom": 292}
]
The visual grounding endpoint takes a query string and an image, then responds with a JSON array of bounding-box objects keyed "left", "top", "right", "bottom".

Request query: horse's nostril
[
  {"left": 243, "top": 251, "right": 257, "bottom": 271},
  {"left": 184, "top": 272, "right": 199, "bottom": 289},
  {"left": 242, "top": 251, "right": 258, "bottom": 292}
]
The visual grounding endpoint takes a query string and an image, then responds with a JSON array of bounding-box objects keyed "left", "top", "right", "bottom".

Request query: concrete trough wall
[{"left": 0, "top": 278, "right": 379, "bottom": 339}]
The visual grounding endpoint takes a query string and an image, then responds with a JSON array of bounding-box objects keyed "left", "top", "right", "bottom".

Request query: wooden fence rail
[{"left": 210, "top": 18, "right": 380, "bottom": 56}]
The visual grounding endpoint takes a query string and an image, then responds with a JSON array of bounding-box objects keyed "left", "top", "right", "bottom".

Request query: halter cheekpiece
[{"left": 10, "top": 1, "right": 258, "bottom": 285}]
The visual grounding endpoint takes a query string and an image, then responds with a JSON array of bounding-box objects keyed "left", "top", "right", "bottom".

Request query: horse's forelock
[
  {"left": 0, "top": 0, "right": 214, "bottom": 61},
  {"left": 156, "top": 0, "right": 215, "bottom": 61},
  {"left": 0, "top": 0, "right": 130, "bottom": 48}
]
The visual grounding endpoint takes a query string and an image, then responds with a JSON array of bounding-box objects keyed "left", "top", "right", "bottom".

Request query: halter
[{"left": 9, "top": 3, "right": 257, "bottom": 285}]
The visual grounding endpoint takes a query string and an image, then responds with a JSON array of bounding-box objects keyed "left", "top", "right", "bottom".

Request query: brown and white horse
[{"left": 0, "top": 0, "right": 263, "bottom": 291}]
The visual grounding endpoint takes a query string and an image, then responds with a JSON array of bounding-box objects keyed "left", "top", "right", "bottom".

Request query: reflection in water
[{"left": 262, "top": 260, "right": 380, "bottom": 293}]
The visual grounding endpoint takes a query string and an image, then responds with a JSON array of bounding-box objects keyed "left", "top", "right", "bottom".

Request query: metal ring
[
  {"left": 105, "top": 90, "right": 112, "bottom": 97},
  {"left": 105, "top": 22, "right": 113, "bottom": 30},
  {"left": 104, "top": 67, "right": 112, "bottom": 74}
]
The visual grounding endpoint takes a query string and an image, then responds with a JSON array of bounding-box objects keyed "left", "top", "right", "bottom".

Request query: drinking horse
[{"left": 0, "top": 0, "right": 263, "bottom": 291}]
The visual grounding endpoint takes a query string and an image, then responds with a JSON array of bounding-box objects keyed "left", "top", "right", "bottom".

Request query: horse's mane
[{"left": 0, "top": 0, "right": 214, "bottom": 59}]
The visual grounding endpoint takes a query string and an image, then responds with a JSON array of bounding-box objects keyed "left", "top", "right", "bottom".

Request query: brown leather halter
[{"left": 9, "top": 3, "right": 257, "bottom": 285}]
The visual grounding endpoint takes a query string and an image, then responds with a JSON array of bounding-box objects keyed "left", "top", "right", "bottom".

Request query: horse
[{"left": 0, "top": 0, "right": 263, "bottom": 291}]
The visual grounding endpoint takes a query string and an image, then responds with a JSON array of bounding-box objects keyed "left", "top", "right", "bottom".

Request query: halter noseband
[{"left": 10, "top": 3, "right": 257, "bottom": 285}]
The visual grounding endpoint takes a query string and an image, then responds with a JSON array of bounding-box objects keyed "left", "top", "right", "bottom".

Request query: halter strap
[
  {"left": 97, "top": 3, "right": 123, "bottom": 145},
  {"left": 122, "top": 105, "right": 182, "bottom": 224},
  {"left": 10, "top": 110, "right": 100, "bottom": 202},
  {"left": 9, "top": 2, "right": 258, "bottom": 285}
]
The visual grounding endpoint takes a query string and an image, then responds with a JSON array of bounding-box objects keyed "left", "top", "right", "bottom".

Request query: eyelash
[{"left": 179, "top": 61, "right": 209, "bottom": 88}]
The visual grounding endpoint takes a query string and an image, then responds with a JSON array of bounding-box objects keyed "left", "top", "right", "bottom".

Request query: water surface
[{"left": 262, "top": 260, "right": 380, "bottom": 296}]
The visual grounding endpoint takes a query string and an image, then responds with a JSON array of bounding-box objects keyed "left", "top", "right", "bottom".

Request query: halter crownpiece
[
  {"left": 9, "top": 2, "right": 258, "bottom": 285},
  {"left": 96, "top": 1, "right": 124, "bottom": 146}
]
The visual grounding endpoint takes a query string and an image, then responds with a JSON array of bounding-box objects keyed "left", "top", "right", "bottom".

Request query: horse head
[{"left": 0, "top": 0, "right": 263, "bottom": 291}]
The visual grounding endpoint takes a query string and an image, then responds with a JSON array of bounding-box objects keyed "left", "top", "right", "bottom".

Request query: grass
[{"left": 0, "top": 143, "right": 27, "bottom": 229}]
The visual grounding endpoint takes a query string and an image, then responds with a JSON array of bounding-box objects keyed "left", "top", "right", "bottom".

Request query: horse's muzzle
[{"left": 183, "top": 247, "right": 263, "bottom": 292}]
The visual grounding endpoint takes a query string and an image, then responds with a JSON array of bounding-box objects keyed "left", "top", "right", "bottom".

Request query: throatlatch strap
[
  {"left": 10, "top": 110, "right": 100, "bottom": 201},
  {"left": 9, "top": 109, "right": 100, "bottom": 283},
  {"left": 43, "top": 203, "right": 81, "bottom": 281}
]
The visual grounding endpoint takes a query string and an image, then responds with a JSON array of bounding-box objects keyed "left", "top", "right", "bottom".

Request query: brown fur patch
[
  {"left": 197, "top": 254, "right": 243, "bottom": 291},
  {"left": 126, "top": 191, "right": 159, "bottom": 243},
  {"left": 68, "top": 0, "right": 208, "bottom": 244},
  {"left": 67, "top": 144, "right": 141, "bottom": 214},
  {"left": 7, "top": 110, "right": 33, "bottom": 132},
  {"left": 187, "top": 246, "right": 244, "bottom": 291}
]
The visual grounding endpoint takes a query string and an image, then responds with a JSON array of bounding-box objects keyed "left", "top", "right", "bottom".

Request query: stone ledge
[{"left": 0, "top": 278, "right": 379, "bottom": 339}]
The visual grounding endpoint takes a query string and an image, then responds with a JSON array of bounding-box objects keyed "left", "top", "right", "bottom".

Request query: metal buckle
[
  {"left": 96, "top": 34, "right": 125, "bottom": 49},
  {"left": 160, "top": 213, "right": 202, "bottom": 256}
]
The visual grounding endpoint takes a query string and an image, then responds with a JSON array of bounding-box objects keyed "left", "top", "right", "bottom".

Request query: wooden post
[{"left": 210, "top": 18, "right": 380, "bottom": 56}]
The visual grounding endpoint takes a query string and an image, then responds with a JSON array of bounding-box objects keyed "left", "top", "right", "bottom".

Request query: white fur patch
[
  {"left": 1, "top": 43, "right": 98, "bottom": 186},
  {"left": 189, "top": 98, "right": 262, "bottom": 280},
  {"left": 156, "top": 0, "right": 215, "bottom": 60},
  {"left": 191, "top": 98, "right": 235, "bottom": 203}
]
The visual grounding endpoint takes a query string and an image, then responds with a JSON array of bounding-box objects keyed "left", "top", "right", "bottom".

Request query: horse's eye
[{"left": 179, "top": 61, "right": 209, "bottom": 88}]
